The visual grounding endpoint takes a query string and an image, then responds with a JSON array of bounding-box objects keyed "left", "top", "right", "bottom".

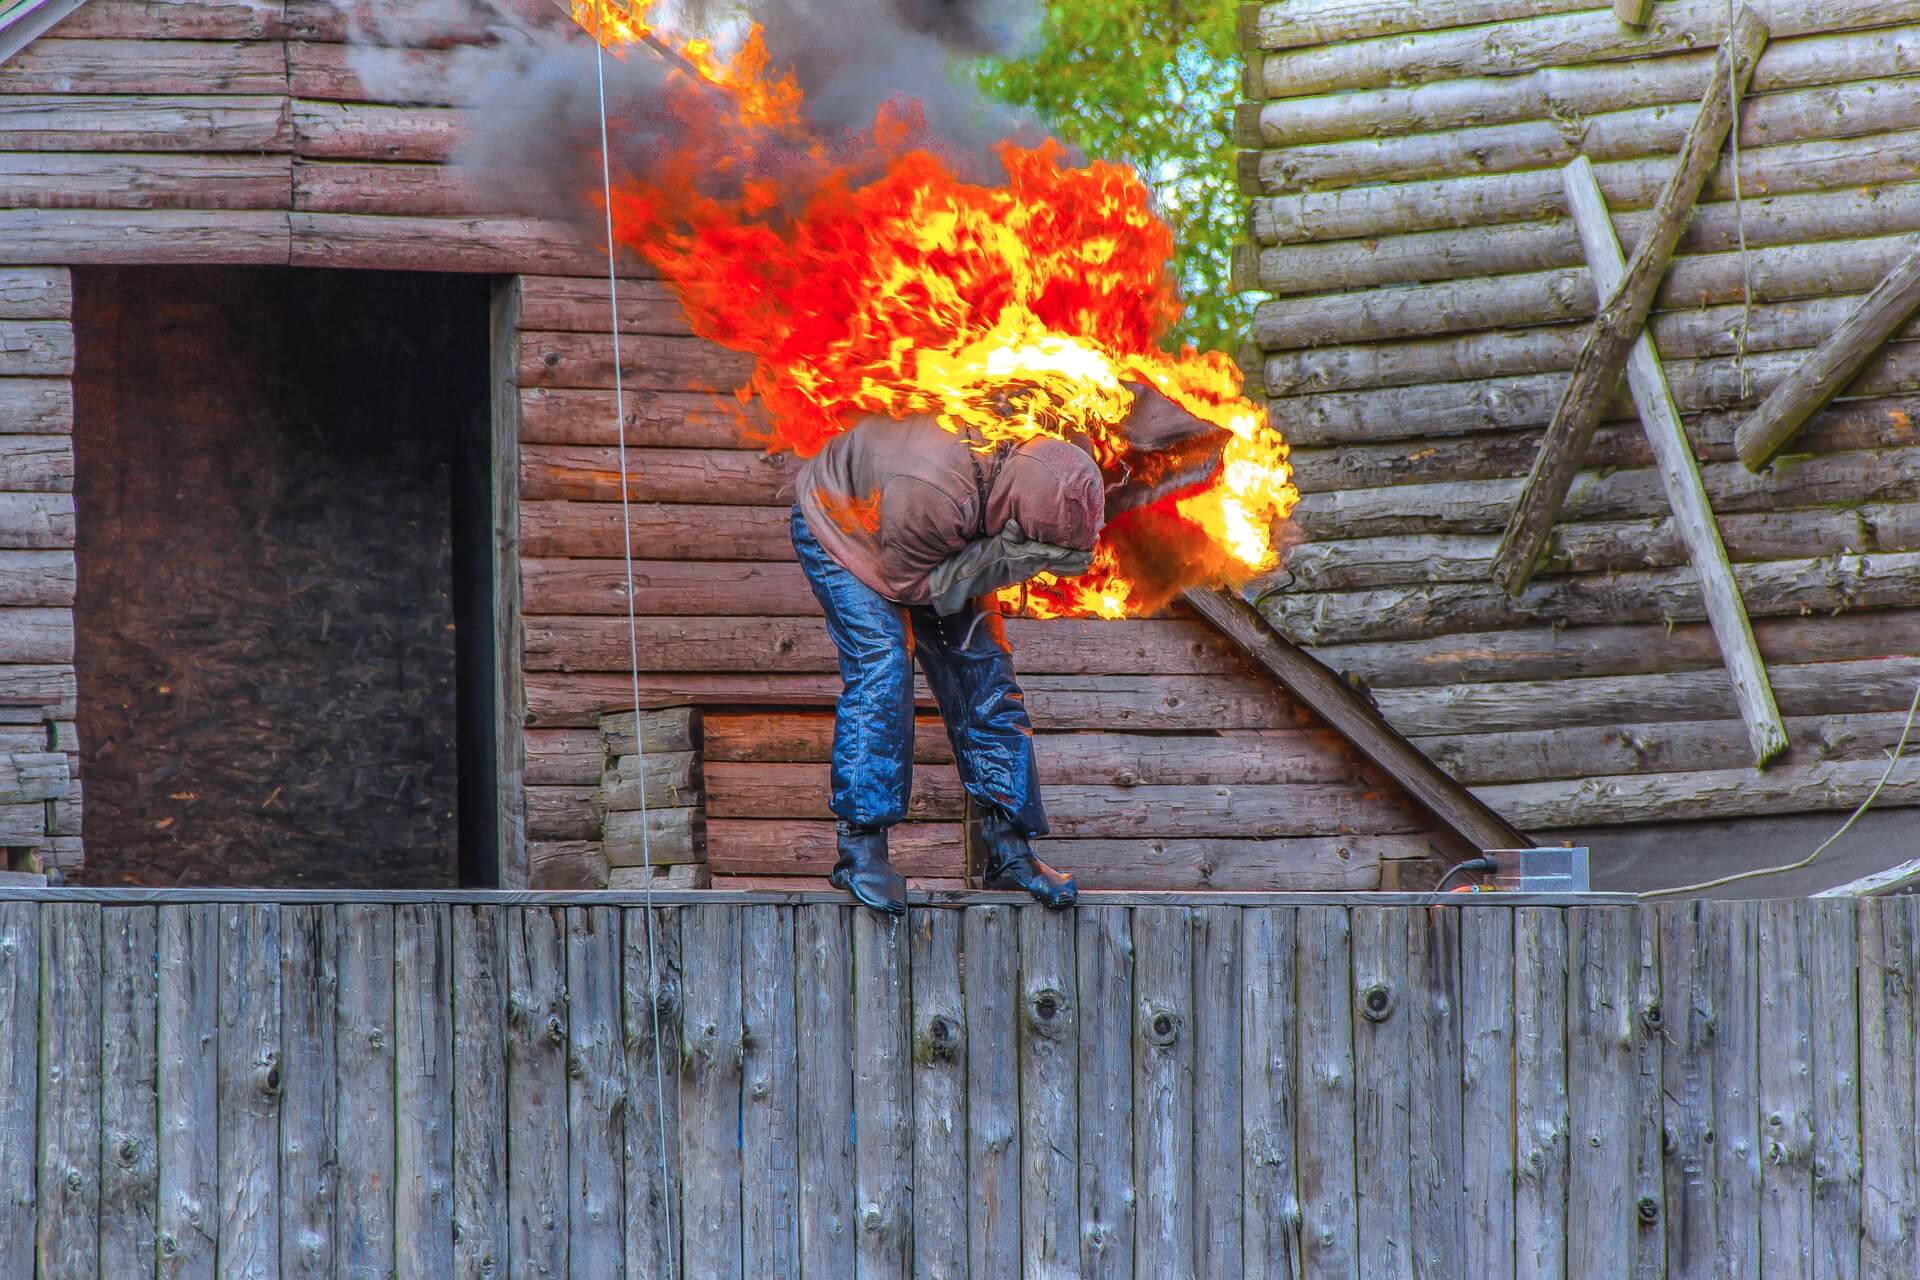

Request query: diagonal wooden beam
[
  {"left": 1490, "top": 5, "right": 1769, "bottom": 594},
  {"left": 1735, "top": 239, "right": 1920, "bottom": 471},
  {"left": 1613, "top": 0, "right": 1656, "bottom": 25},
  {"left": 1560, "top": 156, "right": 1789, "bottom": 766},
  {"left": 1181, "top": 587, "right": 1531, "bottom": 856}
]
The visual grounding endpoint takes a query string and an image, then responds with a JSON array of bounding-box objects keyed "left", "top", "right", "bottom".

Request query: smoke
[{"left": 329, "top": 0, "right": 1050, "bottom": 226}]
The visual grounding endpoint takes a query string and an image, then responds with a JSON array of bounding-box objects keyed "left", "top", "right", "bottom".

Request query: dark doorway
[{"left": 72, "top": 267, "right": 497, "bottom": 887}]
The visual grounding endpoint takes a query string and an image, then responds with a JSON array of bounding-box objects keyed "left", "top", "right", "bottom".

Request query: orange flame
[{"left": 571, "top": 5, "right": 1296, "bottom": 618}]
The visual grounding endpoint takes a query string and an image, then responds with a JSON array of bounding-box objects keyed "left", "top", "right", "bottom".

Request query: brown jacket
[{"left": 796, "top": 415, "right": 1104, "bottom": 605}]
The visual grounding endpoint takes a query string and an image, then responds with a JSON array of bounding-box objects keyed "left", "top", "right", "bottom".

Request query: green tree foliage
[{"left": 977, "top": 0, "right": 1251, "bottom": 355}]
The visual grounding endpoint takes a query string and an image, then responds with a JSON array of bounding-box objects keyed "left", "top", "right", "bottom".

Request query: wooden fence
[{"left": 0, "top": 888, "right": 1915, "bottom": 1278}]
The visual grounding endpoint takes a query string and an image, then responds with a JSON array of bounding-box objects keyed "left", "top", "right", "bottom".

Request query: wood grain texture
[
  {"left": 1351, "top": 906, "right": 1413, "bottom": 1280},
  {"left": 1078, "top": 905, "right": 1135, "bottom": 1280},
  {"left": 623, "top": 906, "right": 684, "bottom": 1280},
  {"left": 157, "top": 904, "right": 218, "bottom": 1280},
  {"left": 37, "top": 903, "right": 100, "bottom": 1276},
  {"left": 0, "top": 902, "right": 36, "bottom": 1278},
  {"left": 336, "top": 904, "right": 396, "bottom": 1280},
  {"left": 1708, "top": 902, "right": 1762, "bottom": 1280},
  {"left": 1408, "top": 905, "right": 1466, "bottom": 1280},
  {"left": 740, "top": 905, "right": 799, "bottom": 1276},
  {"left": 451, "top": 905, "right": 508, "bottom": 1280},
  {"left": 1758, "top": 899, "right": 1816, "bottom": 1279},
  {"left": 853, "top": 908, "right": 913, "bottom": 1280},
  {"left": 1858, "top": 898, "right": 1917, "bottom": 1274},
  {"left": 396, "top": 906, "right": 456, "bottom": 1278},
  {"left": 565, "top": 906, "right": 625, "bottom": 1278},
  {"left": 795, "top": 905, "right": 856, "bottom": 1278},
  {"left": 1565, "top": 908, "right": 1636, "bottom": 1273},
  {"left": 1191, "top": 906, "right": 1244, "bottom": 1280},
  {"left": 1132, "top": 907, "right": 1196, "bottom": 1280},
  {"left": 507, "top": 906, "right": 569, "bottom": 1278},
  {"left": 217, "top": 904, "right": 281, "bottom": 1279},
  {"left": 1805, "top": 899, "right": 1861, "bottom": 1280},
  {"left": 1296, "top": 907, "right": 1357, "bottom": 1279},
  {"left": 1513, "top": 908, "right": 1569, "bottom": 1280},
  {"left": 1461, "top": 908, "right": 1516, "bottom": 1280},
  {"left": 908, "top": 908, "right": 969, "bottom": 1280},
  {"left": 1239, "top": 906, "right": 1300, "bottom": 1280},
  {"left": 679, "top": 906, "right": 745, "bottom": 1280},
  {"left": 99, "top": 906, "right": 159, "bottom": 1280},
  {"left": 1019, "top": 905, "right": 1081, "bottom": 1280},
  {"left": 967, "top": 903, "right": 1022, "bottom": 1278},
  {"left": 1630, "top": 907, "right": 1666, "bottom": 1280},
  {"left": 279, "top": 906, "right": 337, "bottom": 1280}
]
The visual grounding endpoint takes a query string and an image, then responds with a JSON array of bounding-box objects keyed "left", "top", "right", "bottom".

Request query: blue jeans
[{"left": 791, "top": 505, "right": 1048, "bottom": 835}]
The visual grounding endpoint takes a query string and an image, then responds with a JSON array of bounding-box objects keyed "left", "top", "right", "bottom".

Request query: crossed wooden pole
[{"left": 1489, "top": 6, "right": 1920, "bottom": 767}]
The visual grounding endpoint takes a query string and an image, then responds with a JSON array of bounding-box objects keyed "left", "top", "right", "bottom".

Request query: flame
[{"left": 569, "top": 4, "right": 1297, "bottom": 618}]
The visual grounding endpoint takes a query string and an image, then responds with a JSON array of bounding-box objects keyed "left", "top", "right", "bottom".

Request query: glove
[{"left": 926, "top": 519, "right": 1094, "bottom": 615}]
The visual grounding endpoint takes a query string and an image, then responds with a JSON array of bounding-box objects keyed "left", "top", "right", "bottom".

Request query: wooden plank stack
[{"left": 1238, "top": 0, "right": 1920, "bottom": 833}]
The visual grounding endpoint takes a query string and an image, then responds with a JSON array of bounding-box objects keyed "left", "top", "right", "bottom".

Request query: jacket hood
[{"left": 994, "top": 436, "right": 1104, "bottom": 551}]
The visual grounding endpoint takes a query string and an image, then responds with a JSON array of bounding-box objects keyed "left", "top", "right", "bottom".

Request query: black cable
[{"left": 1435, "top": 856, "right": 1499, "bottom": 893}]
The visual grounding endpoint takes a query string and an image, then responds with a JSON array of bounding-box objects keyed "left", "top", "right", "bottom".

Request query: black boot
[
  {"left": 975, "top": 805, "right": 1077, "bottom": 909},
  {"left": 829, "top": 820, "right": 907, "bottom": 917}
]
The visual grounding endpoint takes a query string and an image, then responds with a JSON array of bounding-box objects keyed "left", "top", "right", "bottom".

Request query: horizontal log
[
  {"left": 518, "top": 331, "right": 754, "bottom": 393},
  {"left": 0, "top": 609, "right": 73, "bottom": 664},
  {"left": 600, "top": 750, "right": 702, "bottom": 811},
  {"left": 0, "top": 801, "right": 48, "bottom": 844},
  {"left": 1244, "top": 0, "right": 1915, "bottom": 98},
  {"left": 518, "top": 500, "right": 792, "bottom": 560},
  {"left": 1241, "top": 24, "right": 1920, "bottom": 147},
  {"left": 522, "top": 559, "right": 818, "bottom": 617},
  {"left": 1374, "top": 655, "right": 1920, "bottom": 736},
  {"left": 0, "top": 151, "right": 293, "bottom": 213},
  {"left": 0, "top": 494, "right": 74, "bottom": 549},
  {"left": 525, "top": 728, "right": 603, "bottom": 786},
  {"left": 705, "top": 763, "right": 1425, "bottom": 835},
  {"left": 528, "top": 840, "right": 609, "bottom": 890},
  {"left": 291, "top": 100, "right": 467, "bottom": 163},
  {"left": 287, "top": 213, "right": 601, "bottom": 274},
  {"left": 0, "top": 381, "right": 69, "bottom": 435},
  {"left": 288, "top": 42, "right": 485, "bottom": 107},
  {"left": 1250, "top": 126, "right": 1920, "bottom": 246},
  {"left": 1420, "top": 709, "right": 1920, "bottom": 786},
  {"left": 0, "top": 210, "right": 291, "bottom": 265},
  {"left": 1289, "top": 446, "right": 1920, "bottom": 541},
  {"left": 1265, "top": 550, "right": 1920, "bottom": 646},
  {"left": 1243, "top": 68, "right": 1906, "bottom": 197},
  {"left": 705, "top": 819, "right": 960, "bottom": 877},
  {"left": 1313, "top": 607, "right": 1920, "bottom": 689},
  {"left": 0, "top": 664, "right": 76, "bottom": 716},
  {"left": 0, "top": 38, "right": 287, "bottom": 94},
  {"left": 0, "top": 436, "right": 72, "bottom": 492},
  {"left": 290, "top": 160, "right": 499, "bottom": 217},
  {"left": 1015, "top": 836, "right": 1417, "bottom": 891},
  {"left": 0, "top": 550, "right": 72, "bottom": 607},
  {"left": 0, "top": 751, "right": 66, "bottom": 805},
  {"left": 1477, "top": 756, "right": 1920, "bottom": 829},
  {"left": 515, "top": 276, "right": 688, "bottom": 335},
  {"left": 518, "top": 388, "right": 760, "bottom": 449},
  {"left": 607, "top": 863, "right": 711, "bottom": 890},
  {"left": 282, "top": 0, "right": 514, "bottom": 44},
  {"left": 50, "top": 0, "right": 280, "bottom": 39},
  {"left": 524, "top": 671, "right": 1303, "bottom": 730},
  {"left": 602, "top": 806, "right": 705, "bottom": 867},
  {"left": 1243, "top": 0, "right": 1601, "bottom": 54},
  {"left": 597, "top": 705, "right": 701, "bottom": 757},
  {"left": 1255, "top": 230, "right": 1920, "bottom": 351},
  {"left": 520, "top": 445, "right": 800, "bottom": 505},
  {"left": 0, "top": 323, "right": 71, "bottom": 379},
  {"left": 522, "top": 615, "right": 1246, "bottom": 676},
  {"left": 0, "top": 269, "right": 68, "bottom": 320},
  {"left": 0, "top": 94, "right": 290, "bottom": 151}
]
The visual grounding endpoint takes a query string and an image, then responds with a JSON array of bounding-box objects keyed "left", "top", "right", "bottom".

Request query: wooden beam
[
  {"left": 1490, "top": 6, "right": 1768, "bottom": 593},
  {"left": 1560, "top": 155, "right": 1788, "bottom": 766},
  {"left": 489, "top": 278, "right": 527, "bottom": 888},
  {"left": 1180, "top": 587, "right": 1529, "bottom": 856},
  {"left": 1736, "top": 240, "right": 1920, "bottom": 471},
  {"left": 0, "top": 0, "right": 88, "bottom": 65},
  {"left": 1613, "top": 0, "right": 1656, "bottom": 26}
]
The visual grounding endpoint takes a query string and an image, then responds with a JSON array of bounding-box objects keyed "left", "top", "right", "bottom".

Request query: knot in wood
[
  {"left": 919, "top": 1014, "right": 961, "bottom": 1062},
  {"left": 546, "top": 1016, "right": 565, "bottom": 1046},
  {"left": 1640, "top": 1002, "right": 1663, "bottom": 1033},
  {"left": 117, "top": 1135, "right": 140, "bottom": 1165},
  {"left": 1636, "top": 1196, "right": 1660, "bottom": 1225},
  {"left": 65, "top": 1167, "right": 83, "bottom": 1192},
  {"left": 1359, "top": 982, "right": 1395, "bottom": 1022},
  {"left": 861, "top": 1204, "right": 884, "bottom": 1232},
  {"left": 1027, "top": 987, "right": 1069, "bottom": 1035},
  {"left": 1143, "top": 1004, "right": 1182, "bottom": 1047},
  {"left": 255, "top": 1053, "right": 282, "bottom": 1098}
]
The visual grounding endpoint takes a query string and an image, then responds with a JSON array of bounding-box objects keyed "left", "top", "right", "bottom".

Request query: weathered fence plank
[
  {"left": 1859, "top": 897, "right": 1918, "bottom": 1274},
  {"left": 740, "top": 904, "right": 800, "bottom": 1276},
  {"left": 623, "top": 906, "right": 684, "bottom": 1280},
  {"left": 1296, "top": 907, "right": 1358, "bottom": 1279},
  {"left": 1710, "top": 901, "right": 1762, "bottom": 1280},
  {"left": 1514, "top": 907, "right": 1569, "bottom": 1280},
  {"left": 1759, "top": 899, "right": 1816, "bottom": 1279},
  {"left": 909, "top": 908, "right": 970, "bottom": 1280},
  {"left": 1567, "top": 908, "right": 1636, "bottom": 1273},
  {"left": 1241, "top": 906, "right": 1299, "bottom": 1280},
  {"left": 1629, "top": 907, "right": 1666, "bottom": 1280},
  {"left": 1352, "top": 906, "right": 1413, "bottom": 1280},
  {"left": 1806, "top": 900, "right": 1861, "bottom": 1280},
  {"left": 565, "top": 906, "right": 624, "bottom": 1277},
  {"left": 397, "top": 904, "right": 456, "bottom": 1280},
  {"left": 1661, "top": 901, "right": 1718, "bottom": 1276},
  {"left": 1408, "top": 906, "right": 1466, "bottom": 1280},
  {"left": 0, "top": 902, "right": 37, "bottom": 1279},
  {"left": 451, "top": 905, "right": 509, "bottom": 1280},
  {"left": 37, "top": 902, "right": 100, "bottom": 1277},
  {"left": 1078, "top": 905, "right": 1136, "bottom": 1280},
  {"left": 157, "top": 905, "right": 218, "bottom": 1280},
  {"left": 1134, "top": 906, "right": 1197, "bottom": 1280},
  {"left": 1461, "top": 907, "right": 1516, "bottom": 1280},
  {"left": 967, "top": 904, "right": 1022, "bottom": 1278},
  {"left": 796, "top": 904, "right": 856, "bottom": 1278},
  {"left": 680, "top": 905, "right": 745, "bottom": 1280},
  {"left": 1019, "top": 905, "right": 1080, "bottom": 1279},
  {"left": 1192, "top": 906, "right": 1244, "bottom": 1280},
  {"left": 854, "top": 908, "right": 913, "bottom": 1280},
  {"left": 217, "top": 904, "right": 280, "bottom": 1280},
  {"left": 280, "top": 906, "right": 337, "bottom": 1280},
  {"left": 101, "top": 906, "right": 159, "bottom": 1280},
  {"left": 506, "top": 906, "right": 568, "bottom": 1278}
]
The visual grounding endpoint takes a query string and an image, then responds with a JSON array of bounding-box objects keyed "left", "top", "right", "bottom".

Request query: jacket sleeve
[
  {"left": 925, "top": 519, "right": 1095, "bottom": 615},
  {"left": 874, "top": 476, "right": 974, "bottom": 602}
]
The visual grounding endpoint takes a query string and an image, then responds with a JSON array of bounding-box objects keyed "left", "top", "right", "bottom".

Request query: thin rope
[
  {"left": 592, "top": 1, "right": 675, "bottom": 1264},
  {"left": 1725, "top": 0, "right": 1755, "bottom": 401}
]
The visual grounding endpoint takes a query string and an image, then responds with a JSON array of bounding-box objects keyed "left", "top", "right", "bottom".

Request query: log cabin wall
[
  {"left": 0, "top": 0, "right": 1478, "bottom": 888},
  {"left": 1238, "top": 2, "right": 1920, "bottom": 856}
]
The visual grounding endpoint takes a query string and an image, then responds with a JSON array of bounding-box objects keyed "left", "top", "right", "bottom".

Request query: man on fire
[{"left": 792, "top": 385, "right": 1215, "bottom": 917}]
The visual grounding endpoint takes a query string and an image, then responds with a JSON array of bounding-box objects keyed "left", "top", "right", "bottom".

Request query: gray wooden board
[
  {"left": 1630, "top": 906, "right": 1666, "bottom": 1280},
  {"left": 1019, "top": 904, "right": 1081, "bottom": 1279},
  {"left": 100, "top": 907, "right": 159, "bottom": 1280},
  {"left": 740, "top": 904, "right": 800, "bottom": 1276},
  {"left": 1078, "top": 905, "right": 1136, "bottom": 1280},
  {"left": 397, "top": 904, "right": 456, "bottom": 1279},
  {"left": 1513, "top": 907, "right": 1568, "bottom": 1280},
  {"left": 1352, "top": 905, "right": 1413, "bottom": 1280},
  {"left": 1759, "top": 899, "right": 1816, "bottom": 1279},
  {"left": 1408, "top": 905, "right": 1466, "bottom": 1279},
  {"left": 337, "top": 903, "right": 398, "bottom": 1280},
  {"left": 1566, "top": 908, "right": 1635, "bottom": 1273},
  {"left": 1240, "top": 906, "right": 1299, "bottom": 1280},
  {"left": 0, "top": 902, "right": 36, "bottom": 1279},
  {"left": 217, "top": 903, "right": 281, "bottom": 1279},
  {"left": 967, "top": 904, "right": 1022, "bottom": 1279},
  {"left": 908, "top": 907, "right": 969, "bottom": 1280},
  {"left": 1191, "top": 905, "right": 1244, "bottom": 1280},
  {"left": 280, "top": 905, "right": 339, "bottom": 1280},
  {"left": 623, "top": 906, "right": 684, "bottom": 1280},
  {"left": 1660, "top": 902, "right": 1717, "bottom": 1277},
  {"left": 451, "top": 904, "right": 509, "bottom": 1280},
  {"left": 853, "top": 907, "right": 912, "bottom": 1280},
  {"left": 1295, "top": 907, "right": 1357, "bottom": 1279},
  {"left": 1710, "top": 901, "right": 1761, "bottom": 1280},
  {"left": 1461, "top": 907, "right": 1516, "bottom": 1280},
  {"left": 1132, "top": 906, "right": 1197, "bottom": 1280},
  {"left": 157, "top": 904, "right": 219, "bottom": 1280},
  {"left": 680, "top": 905, "right": 744, "bottom": 1280},
  {"left": 565, "top": 905, "right": 625, "bottom": 1277},
  {"left": 507, "top": 905, "right": 568, "bottom": 1277},
  {"left": 37, "top": 902, "right": 100, "bottom": 1277},
  {"left": 1858, "top": 897, "right": 1918, "bottom": 1274},
  {"left": 1805, "top": 899, "right": 1861, "bottom": 1280},
  {"left": 796, "top": 904, "right": 856, "bottom": 1278}
]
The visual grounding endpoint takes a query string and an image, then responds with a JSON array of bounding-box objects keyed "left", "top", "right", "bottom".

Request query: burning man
[{"left": 791, "top": 413, "right": 1103, "bottom": 917}]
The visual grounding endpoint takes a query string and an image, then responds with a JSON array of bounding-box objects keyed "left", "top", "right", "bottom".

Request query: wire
[
  {"left": 592, "top": 2, "right": 674, "bottom": 1267},
  {"left": 1435, "top": 856, "right": 1499, "bottom": 893},
  {"left": 1639, "top": 679, "right": 1920, "bottom": 900}
]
